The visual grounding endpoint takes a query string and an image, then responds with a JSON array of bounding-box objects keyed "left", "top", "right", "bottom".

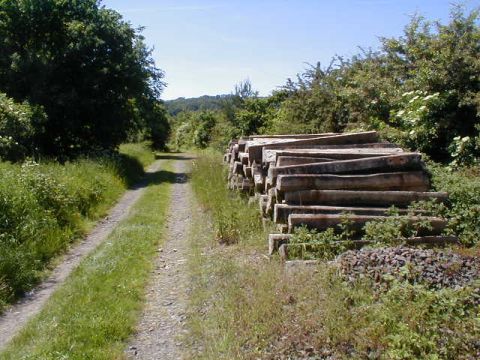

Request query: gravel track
[
  {"left": 0, "top": 160, "right": 165, "bottom": 350},
  {"left": 126, "top": 157, "right": 193, "bottom": 360}
]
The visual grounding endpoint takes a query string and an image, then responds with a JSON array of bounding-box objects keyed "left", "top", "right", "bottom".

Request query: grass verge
[
  {"left": 186, "top": 151, "right": 480, "bottom": 359},
  {"left": 0, "top": 142, "right": 155, "bottom": 311},
  {"left": 0, "top": 160, "right": 174, "bottom": 359}
]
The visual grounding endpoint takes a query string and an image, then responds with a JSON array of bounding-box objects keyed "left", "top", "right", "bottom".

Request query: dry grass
[{"left": 186, "top": 151, "right": 480, "bottom": 360}]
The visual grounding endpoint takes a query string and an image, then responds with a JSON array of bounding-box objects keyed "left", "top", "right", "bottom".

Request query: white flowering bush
[
  {"left": 0, "top": 93, "right": 45, "bottom": 161},
  {"left": 447, "top": 125, "right": 480, "bottom": 167},
  {"left": 391, "top": 90, "right": 444, "bottom": 154}
]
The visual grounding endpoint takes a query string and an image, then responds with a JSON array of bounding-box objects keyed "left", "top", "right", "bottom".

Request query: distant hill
[{"left": 164, "top": 94, "right": 233, "bottom": 116}]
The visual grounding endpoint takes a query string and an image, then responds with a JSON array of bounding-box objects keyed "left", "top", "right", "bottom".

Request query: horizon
[{"left": 103, "top": 0, "right": 478, "bottom": 100}]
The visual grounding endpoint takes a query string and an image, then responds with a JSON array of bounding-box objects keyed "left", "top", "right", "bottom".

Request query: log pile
[{"left": 223, "top": 131, "right": 458, "bottom": 260}]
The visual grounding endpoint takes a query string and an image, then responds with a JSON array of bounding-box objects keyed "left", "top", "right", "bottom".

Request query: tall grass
[
  {"left": 190, "top": 150, "right": 266, "bottom": 246},
  {"left": 187, "top": 152, "right": 480, "bottom": 359},
  {"left": 0, "top": 143, "right": 155, "bottom": 311},
  {"left": 1, "top": 161, "right": 174, "bottom": 359}
]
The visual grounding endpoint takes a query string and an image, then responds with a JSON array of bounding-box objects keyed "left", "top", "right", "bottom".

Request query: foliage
[
  {"left": 0, "top": 0, "right": 166, "bottom": 157},
  {"left": 170, "top": 111, "right": 218, "bottom": 150},
  {"left": 164, "top": 94, "right": 233, "bottom": 116},
  {"left": 190, "top": 151, "right": 267, "bottom": 246},
  {"left": 289, "top": 222, "right": 353, "bottom": 260},
  {"left": 270, "top": 7, "right": 480, "bottom": 163},
  {"left": 429, "top": 163, "right": 480, "bottom": 246},
  {"left": 0, "top": 143, "right": 154, "bottom": 311},
  {"left": 1, "top": 161, "right": 174, "bottom": 359},
  {"left": 0, "top": 93, "right": 46, "bottom": 161},
  {"left": 319, "top": 275, "right": 480, "bottom": 359}
]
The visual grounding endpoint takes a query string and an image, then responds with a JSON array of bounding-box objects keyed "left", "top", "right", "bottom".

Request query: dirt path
[
  {"left": 0, "top": 160, "right": 165, "bottom": 350},
  {"left": 126, "top": 157, "right": 193, "bottom": 359}
]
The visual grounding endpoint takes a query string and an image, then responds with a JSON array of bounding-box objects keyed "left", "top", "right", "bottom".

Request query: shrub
[
  {"left": 0, "top": 93, "right": 46, "bottom": 162},
  {"left": 429, "top": 164, "right": 480, "bottom": 246},
  {"left": 0, "top": 143, "right": 152, "bottom": 311}
]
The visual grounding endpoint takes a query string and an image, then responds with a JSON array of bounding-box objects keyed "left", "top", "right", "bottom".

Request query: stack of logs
[{"left": 224, "top": 131, "right": 458, "bottom": 260}]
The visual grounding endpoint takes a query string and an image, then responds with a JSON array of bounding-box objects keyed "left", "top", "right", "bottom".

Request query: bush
[
  {"left": 430, "top": 164, "right": 480, "bottom": 246},
  {"left": 0, "top": 93, "right": 46, "bottom": 162},
  {"left": 0, "top": 143, "right": 153, "bottom": 311},
  {"left": 0, "top": 0, "right": 165, "bottom": 157}
]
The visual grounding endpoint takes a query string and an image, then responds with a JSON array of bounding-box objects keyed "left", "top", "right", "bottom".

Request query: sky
[{"left": 103, "top": 0, "right": 478, "bottom": 100}]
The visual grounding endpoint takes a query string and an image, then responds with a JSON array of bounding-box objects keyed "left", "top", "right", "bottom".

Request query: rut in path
[
  {"left": 0, "top": 160, "right": 165, "bottom": 350},
  {"left": 126, "top": 157, "right": 193, "bottom": 359}
]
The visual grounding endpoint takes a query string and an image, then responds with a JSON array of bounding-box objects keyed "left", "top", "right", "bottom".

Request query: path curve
[
  {"left": 126, "top": 157, "right": 192, "bottom": 359},
  {"left": 0, "top": 160, "right": 164, "bottom": 349}
]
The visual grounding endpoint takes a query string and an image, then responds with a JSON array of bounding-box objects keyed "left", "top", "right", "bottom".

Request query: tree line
[
  {"left": 170, "top": 6, "right": 480, "bottom": 165},
  {"left": 0, "top": 0, "right": 169, "bottom": 162}
]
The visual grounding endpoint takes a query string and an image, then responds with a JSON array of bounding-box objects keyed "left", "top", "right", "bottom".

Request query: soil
[
  {"left": 0, "top": 160, "right": 165, "bottom": 350},
  {"left": 126, "top": 157, "right": 193, "bottom": 359}
]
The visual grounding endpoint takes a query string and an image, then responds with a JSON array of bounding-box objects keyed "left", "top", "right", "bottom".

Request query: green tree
[{"left": 0, "top": 0, "right": 165, "bottom": 157}]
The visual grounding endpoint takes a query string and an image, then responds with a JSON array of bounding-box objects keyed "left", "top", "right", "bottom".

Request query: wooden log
[
  {"left": 271, "top": 235, "right": 459, "bottom": 256},
  {"left": 276, "top": 172, "right": 430, "bottom": 193},
  {"left": 266, "top": 188, "right": 276, "bottom": 216},
  {"left": 268, "top": 234, "right": 291, "bottom": 255},
  {"left": 239, "top": 152, "right": 249, "bottom": 165},
  {"left": 263, "top": 148, "right": 404, "bottom": 164},
  {"left": 243, "top": 165, "right": 252, "bottom": 178},
  {"left": 269, "top": 141, "right": 398, "bottom": 150},
  {"left": 247, "top": 131, "right": 380, "bottom": 164},
  {"left": 238, "top": 139, "right": 247, "bottom": 152},
  {"left": 273, "top": 204, "right": 423, "bottom": 224},
  {"left": 233, "top": 161, "right": 244, "bottom": 175},
  {"left": 232, "top": 144, "right": 239, "bottom": 161},
  {"left": 277, "top": 156, "right": 334, "bottom": 167},
  {"left": 287, "top": 214, "right": 447, "bottom": 235},
  {"left": 283, "top": 190, "right": 448, "bottom": 206},
  {"left": 252, "top": 164, "right": 266, "bottom": 193},
  {"left": 278, "top": 235, "right": 459, "bottom": 260},
  {"left": 259, "top": 195, "right": 268, "bottom": 215},
  {"left": 249, "top": 133, "right": 338, "bottom": 139},
  {"left": 240, "top": 181, "right": 253, "bottom": 194},
  {"left": 268, "top": 154, "right": 423, "bottom": 187}
]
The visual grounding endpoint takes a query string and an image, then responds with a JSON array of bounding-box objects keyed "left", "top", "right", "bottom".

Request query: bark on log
[
  {"left": 243, "top": 165, "right": 252, "bottom": 178},
  {"left": 273, "top": 204, "right": 422, "bottom": 224},
  {"left": 247, "top": 131, "right": 380, "bottom": 164},
  {"left": 276, "top": 171, "right": 430, "bottom": 193},
  {"left": 263, "top": 148, "right": 404, "bottom": 164},
  {"left": 283, "top": 190, "right": 448, "bottom": 206},
  {"left": 276, "top": 156, "right": 334, "bottom": 167},
  {"left": 266, "top": 188, "right": 276, "bottom": 216},
  {"left": 253, "top": 165, "right": 265, "bottom": 193},
  {"left": 287, "top": 213, "right": 447, "bottom": 235},
  {"left": 268, "top": 234, "right": 291, "bottom": 255},
  {"left": 259, "top": 195, "right": 268, "bottom": 215},
  {"left": 278, "top": 235, "right": 459, "bottom": 259},
  {"left": 268, "top": 154, "right": 423, "bottom": 187},
  {"left": 249, "top": 133, "right": 338, "bottom": 139},
  {"left": 239, "top": 152, "right": 249, "bottom": 165},
  {"left": 233, "top": 161, "right": 244, "bottom": 175}
]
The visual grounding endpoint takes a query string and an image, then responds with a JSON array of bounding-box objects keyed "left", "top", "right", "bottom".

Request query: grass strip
[{"left": 0, "top": 160, "right": 174, "bottom": 359}]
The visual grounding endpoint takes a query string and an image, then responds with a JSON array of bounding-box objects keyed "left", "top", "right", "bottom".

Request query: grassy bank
[
  {"left": 0, "top": 160, "right": 174, "bottom": 359},
  {"left": 0, "top": 142, "right": 155, "bottom": 311},
  {"left": 186, "top": 152, "right": 480, "bottom": 359}
]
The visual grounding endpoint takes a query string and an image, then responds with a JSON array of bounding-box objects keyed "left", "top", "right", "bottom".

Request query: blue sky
[{"left": 103, "top": 0, "right": 478, "bottom": 100}]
